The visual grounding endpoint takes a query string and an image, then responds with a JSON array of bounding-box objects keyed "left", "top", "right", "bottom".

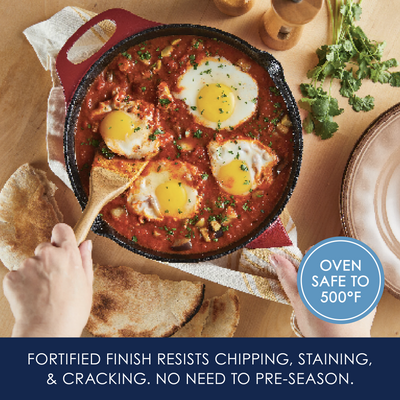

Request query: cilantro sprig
[{"left": 299, "top": 0, "right": 400, "bottom": 139}]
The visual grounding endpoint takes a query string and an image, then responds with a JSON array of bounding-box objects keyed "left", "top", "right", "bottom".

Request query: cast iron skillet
[{"left": 57, "top": 8, "right": 303, "bottom": 263}]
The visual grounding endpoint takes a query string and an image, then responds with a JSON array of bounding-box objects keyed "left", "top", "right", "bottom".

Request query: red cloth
[{"left": 246, "top": 217, "right": 292, "bottom": 249}]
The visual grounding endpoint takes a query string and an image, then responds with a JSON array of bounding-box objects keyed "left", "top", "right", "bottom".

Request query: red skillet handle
[{"left": 56, "top": 8, "right": 161, "bottom": 106}]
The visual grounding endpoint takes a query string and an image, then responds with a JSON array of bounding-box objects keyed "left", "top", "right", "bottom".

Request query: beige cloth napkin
[{"left": 23, "top": 6, "right": 303, "bottom": 303}]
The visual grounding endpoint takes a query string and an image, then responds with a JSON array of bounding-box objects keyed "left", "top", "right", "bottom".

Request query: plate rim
[{"left": 340, "top": 101, "right": 400, "bottom": 298}]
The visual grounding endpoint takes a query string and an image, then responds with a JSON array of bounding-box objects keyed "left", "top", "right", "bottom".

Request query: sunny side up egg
[
  {"left": 208, "top": 138, "right": 278, "bottom": 196},
  {"left": 174, "top": 57, "right": 258, "bottom": 130},
  {"left": 99, "top": 100, "right": 161, "bottom": 160},
  {"left": 126, "top": 159, "right": 202, "bottom": 221}
]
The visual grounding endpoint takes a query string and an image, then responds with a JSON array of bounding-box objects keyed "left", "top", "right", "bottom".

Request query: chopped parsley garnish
[
  {"left": 193, "top": 129, "right": 203, "bottom": 138},
  {"left": 189, "top": 54, "right": 198, "bottom": 69},
  {"left": 269, "top": 86, "right": 280, "bottom": 96},
  {"left": 121, "top": 52, "right": 132, "bottom": 60},
  {"left": 159, "top": 98, "right": 172, "bottom": 106},
  {"left": 101, "top": 145, "right": 115, "bottom": 159},
  {"left": 173, "top": 140, "right": 182, "bottom": 151},
  {"left": 242, "top": 201, "right": 251, "bottom": 211},
  {"left": 246, "top": 131, "right": 255, "bottom": 139},
  {"left": 137, "top": 50, "right": 151, "bottom": 60},
  {"left": 163, "top": 226, "right": 176, "bottom": 235},
  {"left": 270, "top": 118, "right": 280, "bottom": 126},
  {"left": 82, "top": 137, "right": 100, "bottom": 147},
  {"left": 149, "top": 128, "right": 165, "bottom": 141}
]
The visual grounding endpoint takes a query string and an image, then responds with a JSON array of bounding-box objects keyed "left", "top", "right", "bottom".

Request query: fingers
[
  {"left": 3, "top": 258, "right": 38, "bottom": 300},
  {"left": 79, "top": 240, "right": 93, "bottom": 285},
  {"left": 34, "top": 224, "right": 84, "bottom": 272},
  {"left": 270, "top": 254, "right": 301, "bottom": 306},
  {"left": 34, "top": 242, "right": 53, "bottom": 257},
  {"left": 12, "top": 223, "right": 92, "bottom": 285},
  {"left": 51, "top": 223, "right": 76, "bottom": 247},
  {"left": 3, "top": 270, "right": 20, "bottom": 293}
]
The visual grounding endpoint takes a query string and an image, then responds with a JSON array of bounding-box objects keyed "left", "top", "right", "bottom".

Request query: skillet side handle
[
  {"left": 56, "top": 8, "right": 161, "bottom": 107},
  {"left": 261, "top": 53, "right": 286, "bottom": 87}
]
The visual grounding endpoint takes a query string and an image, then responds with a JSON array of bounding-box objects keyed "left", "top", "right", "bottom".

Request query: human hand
[
  {"left": 3, "top": 223, "right": 93, "bottom": 337},
  {"left": 270, "top": 254, "right": 376, "bottom": 337}
]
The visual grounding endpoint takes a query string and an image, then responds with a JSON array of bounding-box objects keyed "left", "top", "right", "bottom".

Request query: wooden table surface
[{"left": 1, "top": 0, "right": 400, "bottom": 337}]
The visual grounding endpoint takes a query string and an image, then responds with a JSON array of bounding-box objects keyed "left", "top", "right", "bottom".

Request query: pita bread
[
  {"left": 172, "top": 289, "right": 240, "bottom": 337},
  {"left": 172, "top": 299, "right": 211, "bottom": 337},
  {"left": 86, "top": 265, "right": 205, "bottom": 337},
  {"left": 0, "top": 164, "right": 62, "bottom": 270}
]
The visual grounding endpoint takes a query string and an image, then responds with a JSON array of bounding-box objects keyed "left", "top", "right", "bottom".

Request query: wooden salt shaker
[
  {"left": 213, "top": 0, "right": 256, "bottom": 16},
  {"left": 259, "top": 0, "right": 323, "bottom": 50}
]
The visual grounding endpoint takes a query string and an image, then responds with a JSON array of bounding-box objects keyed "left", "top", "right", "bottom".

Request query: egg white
[
  {"left": 174, "top": 57, "right": 258, "bottom": 130},
  {"left": 127, "top": 160, "right": 201, "bottom": 221},
  {"left": 207, "top": 138, "right": 278, "bottom": 195}
]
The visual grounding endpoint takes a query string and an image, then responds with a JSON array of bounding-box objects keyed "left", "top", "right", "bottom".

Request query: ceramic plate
[{"left": 341, "top": 103, "right": 400, "bottom": 298}]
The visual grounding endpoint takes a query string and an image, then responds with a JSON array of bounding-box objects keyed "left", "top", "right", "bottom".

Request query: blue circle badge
[{"left": 297, "top": 237, "right": 384, "bottom": 324}]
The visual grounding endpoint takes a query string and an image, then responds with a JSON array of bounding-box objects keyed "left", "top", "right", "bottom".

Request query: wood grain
[{"left": 0, "top": 0, "right": 399, "bottom": 338}]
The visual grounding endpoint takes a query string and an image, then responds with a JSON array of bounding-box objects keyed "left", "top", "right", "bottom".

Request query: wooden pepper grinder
[{"left": 259, "top": 0, "right": 323, "bottom": 50}]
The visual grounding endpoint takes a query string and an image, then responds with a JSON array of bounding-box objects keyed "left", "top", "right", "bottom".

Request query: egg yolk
[
  {"left": 197, "top": 83, "right": 235, "bottom": 123},
  {"left": 100, "top": 110, "right": 134, "bottom": 140},
  {"left": 218, "top": 159, "right": 251, "bottom": 195},
  {"left": 155, "top": 180, "right": 188, "bottom": 217}
]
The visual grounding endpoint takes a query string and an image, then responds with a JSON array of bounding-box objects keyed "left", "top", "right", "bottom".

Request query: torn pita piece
[
  {"left": 0, "top": 164, "right": 62, "bottom": 270},
  {"left": 173, "top": 289, "right": 240, "bottom": 337}
]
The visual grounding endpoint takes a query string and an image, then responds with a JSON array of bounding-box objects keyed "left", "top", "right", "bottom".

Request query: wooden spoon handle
[{"left": 74, "top": 196, "right": 105, "bottom": 246}]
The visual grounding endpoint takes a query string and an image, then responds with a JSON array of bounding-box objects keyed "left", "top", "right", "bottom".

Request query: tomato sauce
[{"left": 75, "top": 35, "right": 294, "bottom": 254}]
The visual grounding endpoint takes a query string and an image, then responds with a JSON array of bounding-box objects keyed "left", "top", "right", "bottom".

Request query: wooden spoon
[{"left": 74, "top": 150, "right": 149, "bottom": 245}]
